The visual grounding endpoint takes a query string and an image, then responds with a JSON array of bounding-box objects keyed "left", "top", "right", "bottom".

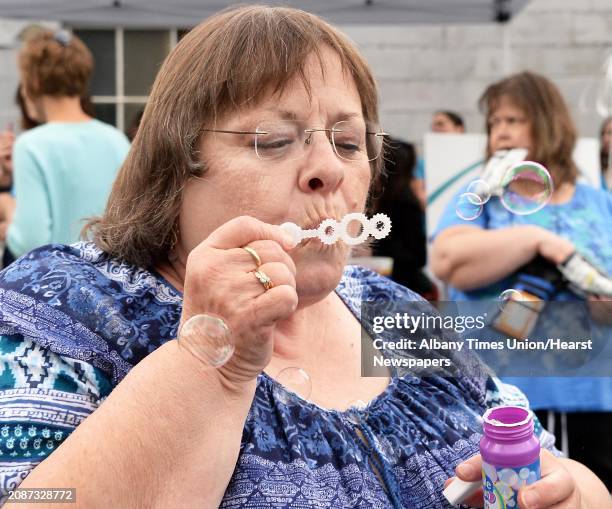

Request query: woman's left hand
[{"left": 446, "top": 450, "right": 585, "bottom": 509}]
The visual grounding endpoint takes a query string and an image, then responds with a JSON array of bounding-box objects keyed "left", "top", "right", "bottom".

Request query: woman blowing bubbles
[{"left": 0, "top": 7, "right": 608, "bottom": 508}]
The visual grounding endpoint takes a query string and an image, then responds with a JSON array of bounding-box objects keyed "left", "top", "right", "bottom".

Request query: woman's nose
[{"left": 297, "top": 135, "right": 345, "bottom": 193}]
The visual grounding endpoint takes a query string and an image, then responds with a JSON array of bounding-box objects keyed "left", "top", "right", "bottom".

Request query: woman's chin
[{"left": 293, "top": 248, "right": 347, "bottom": 304}]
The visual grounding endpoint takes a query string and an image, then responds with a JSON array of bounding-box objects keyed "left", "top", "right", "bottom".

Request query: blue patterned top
[{"left": 0, "top": 243, "right": 557, "bottom": 507}]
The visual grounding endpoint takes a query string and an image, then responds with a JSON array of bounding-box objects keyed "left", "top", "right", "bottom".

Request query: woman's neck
[
  {"left": 39, "top": 96, "right": 91, "bottom": 123},
  {"left": 549, "top": 180, "right": 576, "bottom": 205}
]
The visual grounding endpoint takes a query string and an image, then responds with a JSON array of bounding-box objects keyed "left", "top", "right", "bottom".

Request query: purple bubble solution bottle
[{"left": 480, "top": 406, "right": 541, "bottom": 509}]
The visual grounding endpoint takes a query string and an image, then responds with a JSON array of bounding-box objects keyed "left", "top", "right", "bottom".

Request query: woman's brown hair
[
  {"left": 19, "top": 30, "right": 93, "bottom": 99},
  {"left": 479, "top": 71, "right": 578, "bottom": 187},
  {"left": 86, "top": 5, "right": 381, "bottom": 268}
]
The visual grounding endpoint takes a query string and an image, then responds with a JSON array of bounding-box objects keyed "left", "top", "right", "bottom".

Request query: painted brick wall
[{"left": 340, "top": 0, "right": 612, "bottom": 147}]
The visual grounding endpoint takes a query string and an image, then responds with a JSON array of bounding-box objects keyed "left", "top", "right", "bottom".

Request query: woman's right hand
[
  {"left": 178, "top": 216, "right": 298, "bottom": 390},
  {"left": 534, "top": 227, "right": 575, "bottom": 265}
]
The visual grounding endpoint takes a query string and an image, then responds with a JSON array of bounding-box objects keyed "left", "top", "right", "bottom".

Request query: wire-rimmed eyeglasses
[{"left": 202, "top": 119, "right": 387, "bottom": 162}]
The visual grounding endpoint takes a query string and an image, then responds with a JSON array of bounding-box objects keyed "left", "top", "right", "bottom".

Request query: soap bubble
[
  {"left": 500, "top": 162, "right": 553, "bottom": 215},
  {"left": 519, "top": 467, "right": 531, "bottom": 480},
  {"left": 498, "top": 288, "right": 525, "bottom": 313},
  {"left": 466, "top": 179, "right": 491, "bottom": 204},
  {"left": 178, "top": 314, "right": 234, "bottom": 367},
  {"left": 276, "top": 367, "right": 312, "bottom": 400},
  {"left": 456, "top": 192, "right": 483, "bottom": 220}
]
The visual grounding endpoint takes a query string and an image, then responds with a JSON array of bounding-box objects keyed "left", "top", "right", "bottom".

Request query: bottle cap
[{"left": 442, "top": 478, "right": 481, "bottom": 506}]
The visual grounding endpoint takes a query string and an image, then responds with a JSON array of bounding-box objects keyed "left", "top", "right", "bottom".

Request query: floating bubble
[
  {"left": 456, "top": 192, "right": 483, "bottom": 221},
  {"left": 466, "top": 179, "right": 491, "bottom": 204},
  {"left": 272, "top": 384, "right": 291, "bottom": 405},
  {"left": 500, "top": 162, "right": 553, "bottom": 215},
  {"left": 498, "top": 289, "right": 525, "bottom": 313},
  {"left": 519, "top": 467, "right": 531, "bottom": 480},
  {"left": 178, "top": 314, "right": 234, "bottom": 367},
  {"left": 276, "top": 367, "right": 312, "bottom": 400}
]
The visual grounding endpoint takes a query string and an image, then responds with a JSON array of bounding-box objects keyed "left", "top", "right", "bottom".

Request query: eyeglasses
[{"left": 202, "top": 119, "right": 387, "bottom": 162}]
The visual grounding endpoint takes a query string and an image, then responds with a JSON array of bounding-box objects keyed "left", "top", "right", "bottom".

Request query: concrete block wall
[{"left": 340, "top": 0, "right": 612, "bottom": 148}]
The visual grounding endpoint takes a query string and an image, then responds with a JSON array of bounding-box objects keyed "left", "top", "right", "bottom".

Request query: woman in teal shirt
[{"left": 5, "top": 30, "right": 129, "bottom": 264}]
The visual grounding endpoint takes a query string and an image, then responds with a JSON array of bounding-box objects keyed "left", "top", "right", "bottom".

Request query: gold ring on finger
[
  {"left": 253, "top": 269, "right": 274, "bottom": 291},
  {"left": 242, "top": 246, "right": 262, "bottom": 268}
]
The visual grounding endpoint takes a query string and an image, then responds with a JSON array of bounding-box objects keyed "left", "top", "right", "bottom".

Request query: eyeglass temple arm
[{"left": 201, "top": 128, "right": 269, "bottom": 135}]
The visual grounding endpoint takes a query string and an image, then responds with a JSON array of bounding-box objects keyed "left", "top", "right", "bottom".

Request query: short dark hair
[{"left": 435, "top": 110, "right": 464, "bottom": 129}]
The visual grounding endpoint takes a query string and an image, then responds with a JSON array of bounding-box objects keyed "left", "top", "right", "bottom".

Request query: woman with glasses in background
[{"left": 0, "top": 7, "right": 608, "bottom": 508}]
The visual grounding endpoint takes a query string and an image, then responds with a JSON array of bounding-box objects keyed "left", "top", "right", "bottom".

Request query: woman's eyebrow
[
  {"left": 257, "top": 109, "right": 363, "bottom": 122},
  {"left": 259, "top": 108, "right": 299, "bottom": 120}
]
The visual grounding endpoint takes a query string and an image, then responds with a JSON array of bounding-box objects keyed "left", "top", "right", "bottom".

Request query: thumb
[{"left": 456, "top": 454, "right": 483, "bottom": 481}]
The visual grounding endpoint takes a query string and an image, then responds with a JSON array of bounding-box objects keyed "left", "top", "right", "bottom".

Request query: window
[{"left": 73, "top": 28, "right": 187, "bottom": 134}]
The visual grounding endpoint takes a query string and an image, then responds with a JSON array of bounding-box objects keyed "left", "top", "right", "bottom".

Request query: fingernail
[
  {"left": 282, "top": 233, "right": 298, "bottom": 249},
  {"left": 522, "top": 488, "right": 541, "bottom": 509},
  {"left": 456, "top": 463, "right": 474, "bottom": 478}
]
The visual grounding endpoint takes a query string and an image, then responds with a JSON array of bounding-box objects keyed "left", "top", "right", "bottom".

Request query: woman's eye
[
  {"left": 258, "top": 138, "right": 293, "bottom": 149},
  {"left": 335, "top": 142, "right": 360, "bottom": 153}
]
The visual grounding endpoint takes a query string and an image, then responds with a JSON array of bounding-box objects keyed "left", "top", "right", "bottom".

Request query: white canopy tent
[{"left": 0, "top": 0, "right": 530, "bottom": 27}]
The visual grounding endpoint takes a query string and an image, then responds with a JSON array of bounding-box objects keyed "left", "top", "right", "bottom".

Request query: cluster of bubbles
[
  {"left": 456, "top": 161, "right": 554, "bottom": 304},
  {"left": 456, "top": 162, "right": 553, "bottom": 221},
  {"left": 483, "top": 462, "right": 538, "bottom": 508}
]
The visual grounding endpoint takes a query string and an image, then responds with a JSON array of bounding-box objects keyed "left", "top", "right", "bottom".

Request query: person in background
[
  {"left": 3, "top": 30, "right": 129, "bottom": 267},
  {"left": 431, "top": 71, "right": 612, "bottom": 488},
  {"left": 600, "top": 116, "right": 612, "bottom": 191},
  {"left": 126, "top": 108, "right": 145, "bottom": 141},
  {"left": 0, "top": 126, "right": 14, "bottom": 245},
  {"left": 430, "top": 110, "right": 465, "bottom": 134},
  {"left": 371, "top": 136, "right": 438, "bottom": 299},
  {"left": 413, "top": 110, "right": 466, "bottom": 208}
]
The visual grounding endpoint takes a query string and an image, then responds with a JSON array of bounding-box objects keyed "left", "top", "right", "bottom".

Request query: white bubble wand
[{"left": 280, "top": 212, "right": 391, "bottom": 246}]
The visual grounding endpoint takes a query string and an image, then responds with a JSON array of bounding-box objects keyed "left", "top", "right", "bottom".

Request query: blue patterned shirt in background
[
  {"left": 434, "top": 183, "right": 612, "bottom": 412},
  {"left": 0, "top": 243, "right": 558, "bottom": 508}
]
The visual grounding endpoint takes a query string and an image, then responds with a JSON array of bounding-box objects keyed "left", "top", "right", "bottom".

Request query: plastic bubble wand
[{"left": 280, "top": 212, "right": 391, "bottom": 246}]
